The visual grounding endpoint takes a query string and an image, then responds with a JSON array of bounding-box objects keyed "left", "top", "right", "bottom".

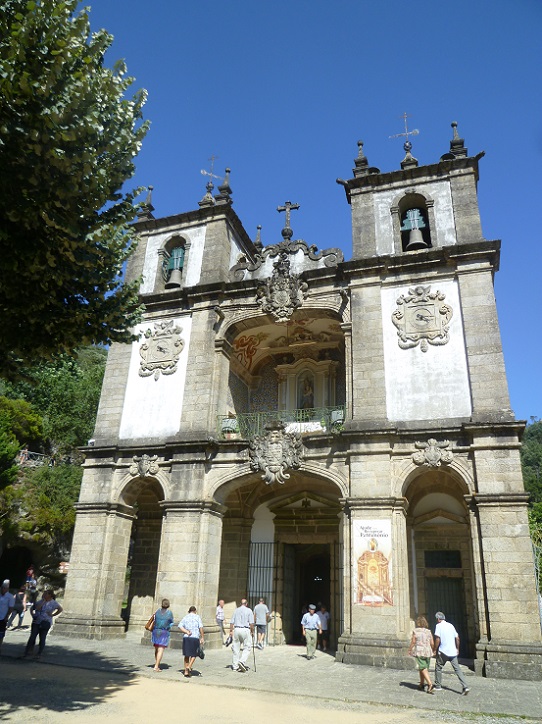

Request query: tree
[
  {"left": 0, "top": 0, "right": 149, "bottom": 379},
  {"left": 0, "top": 414, "right": 19, "bottom": 491},
  {"left": 521, "top": 420, "right": 542, "bottom": 504}
]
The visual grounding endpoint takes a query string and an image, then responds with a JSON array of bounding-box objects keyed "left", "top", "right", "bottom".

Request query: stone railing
[{"left": 218, "top": 405, "right": 345, "bottom": 439}]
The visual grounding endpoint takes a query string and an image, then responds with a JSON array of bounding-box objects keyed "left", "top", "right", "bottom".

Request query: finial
[
  {"left": 198, "top": 180, "right": 215, "bottom": 207},
  {"left": 449, "top": 121, "right": 468, "bottom": 158},
  {"left": 353, "top": 140, "right": 369, "bottom": 177},
  {"left": 254, "top": 225, "right": 263, "bottom": 250},
  {"left": 215, "top": 167, "right": 233, "bottom": 205},
  {"left": 277, "top": 200, "right": 300, "bottom": 240},
  {"left": 390, "top": 113, "right": 419, "bottom": 169},
  {"left": 137, "top": 185, "right": 155, "bottom": 219}
]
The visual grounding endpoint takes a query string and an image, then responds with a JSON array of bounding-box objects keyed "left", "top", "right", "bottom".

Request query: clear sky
[{"left": 87, "top": 0, "right": 541, "bottom": 423}]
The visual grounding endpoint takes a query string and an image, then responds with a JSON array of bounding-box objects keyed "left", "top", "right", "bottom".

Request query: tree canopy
[{"left": 0, "top": 0, "right": 149, "bottom": 379}]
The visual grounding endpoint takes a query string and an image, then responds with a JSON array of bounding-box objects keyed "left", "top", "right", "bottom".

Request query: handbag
[
  {"left": 196, "top": 643, "right": 205, "bottom": 659},
  {"left": 144, "top": 613, "right": 155, "bottom": 632}
]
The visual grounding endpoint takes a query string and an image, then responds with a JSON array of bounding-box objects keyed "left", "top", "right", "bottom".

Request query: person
[
  {"left": 0, "top": 579, "right": 15, "bottom": 653},
  {"left": 317, "top": 604, "right": 330, "bottom": 652},
  {"left": 151, "top": 598, "right": 174, "bottom": 672},
  {"left": 7, "top": 587, "right": 27, "bottom": 629},
  {"left": 216, "top": 598, "right": 225, "bottom": 643},
  {"left": 301, "top": 603, "right": 322, "bottom": 659},
  {"left": 253, "top": 597, "right": 270, "bottom": 650},
  {"left": 23, "top": 588, "right": 62, "bottom": 659},
  {"left": 433, "top": 611, "right": 470, "bottom": 695},
  {"left": 229, "top": 598, "right": 254, "bottom": 672},
  {"left": 408, "top": 615, "right": 435, "bottom": 693},
  {"left": 25, "top": 567, "right": 37, "bottom": 605},
  {"left": 178, "top": 605, "right": 204, "bottom": 678}
]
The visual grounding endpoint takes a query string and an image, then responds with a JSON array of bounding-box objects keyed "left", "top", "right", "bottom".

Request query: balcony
[{"left": 218, "top": 405, "right": 345, "bottom": 439}]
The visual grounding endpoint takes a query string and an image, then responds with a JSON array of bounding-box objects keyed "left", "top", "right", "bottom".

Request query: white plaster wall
[
  {"left": 118, "top": 316, "right": 193, "bottom": 439},
  {"left": 139, "top": 226, "right": 207, "bottom": 293},
  {"left": 381, "top": 280, "right": 472, "bottom": 421},
  {"left": 229, "top": 231, "right": 245, "bottom": 269},
  {"left": 374, "top": 181, "right": 456, "bottom": 255},
  {"left": 249, "top": 247, "right": 333, "bottom": 280}
]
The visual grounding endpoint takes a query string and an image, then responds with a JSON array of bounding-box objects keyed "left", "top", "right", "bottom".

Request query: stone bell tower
[{"left": 335, "top": 123, "right": 542, "bottom": 679}]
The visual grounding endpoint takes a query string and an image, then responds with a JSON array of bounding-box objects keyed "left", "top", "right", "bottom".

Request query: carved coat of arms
[
  {"left": 129, "top": 454, "right": 160, "bottom": 477},
  {"left": 392, "top": 285, "right": 453, "bottom": 352},
  {"left": 139, "top": 321, "right": 184, "bottom": 380},
  {"left": 249, "top": 421, "right": 304, "bottom": 485},
  {"left": 256, "top": 252, "right": 308, "bottom": 323},
  {"left": 412, "top": 439, "right": 453, "bottom": 467}
]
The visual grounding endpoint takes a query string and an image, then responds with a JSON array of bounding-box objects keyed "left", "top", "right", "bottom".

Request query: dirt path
[{"left": 0, "top": 659, "right": 432, "bottom": 723}]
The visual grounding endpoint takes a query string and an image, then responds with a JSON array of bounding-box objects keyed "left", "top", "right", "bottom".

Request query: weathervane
[
  {"left": 277, "top": 200, "right": 300, "bottom": 240},
  {"left": 200, "top": 154, "right": 223, "bottom": 188},
  {"left": 389, "top": 113, "right": 419, "bottom": 169}
]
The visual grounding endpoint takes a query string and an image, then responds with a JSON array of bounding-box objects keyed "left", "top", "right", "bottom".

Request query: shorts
[
  {"left": 415, "top": 656, "right": 431, "bottom": 671},
  {"left": 256, "top": 624, "right": 266, "bottom": 635}
]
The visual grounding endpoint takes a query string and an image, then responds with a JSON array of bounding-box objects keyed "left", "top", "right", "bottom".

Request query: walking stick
[{"left": 252, "top": 630, "right": 257, "bottom": 672}]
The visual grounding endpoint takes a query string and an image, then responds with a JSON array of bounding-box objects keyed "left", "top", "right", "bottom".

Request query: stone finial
[
  {"left": 400, "top": 140, "right": 419, "bottom": 169},
  {"left": 352, "top": 140, "right": 381, "bottom": 177},
  {"left": 198, "top": 180, "right": 215, "bottom": 207},
  {"left": 215, "top": 167, "right": 233, "bottom": 205},
  {"left": 137, "top": 185, "right": 155, "bottom": 220},
  {"left": 254, "top": 225, "right": 263, "bottom": 251},
  {"left": 449, "top": 121, "right": 468, "bottom": 158}
]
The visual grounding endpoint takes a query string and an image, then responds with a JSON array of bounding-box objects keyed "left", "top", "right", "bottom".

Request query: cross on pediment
[{"left": 277, "top": 200, "right": 300, "bottom": 240}]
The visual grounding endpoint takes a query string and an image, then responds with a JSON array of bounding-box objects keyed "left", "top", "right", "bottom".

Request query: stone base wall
[
  {"left": 475, "top": 641, "right": 542, "bottom": 681},
  {"left": 53, "top": 614, "right": 126, "bottom": 640},
  {"left": 336, "top": 634, "right": 412, "bottom": 669}
]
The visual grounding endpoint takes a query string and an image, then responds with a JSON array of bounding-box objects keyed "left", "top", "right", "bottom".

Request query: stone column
[
  {"left": 54, "top": 503, "right": 134, "bottom": 639},
  {"left": 473, "top": 493, "right": 542, "bottom": 680},
  {"left": 336, "top": 497, "right": 410, "bottom": 668},
  {"left": 154, "top": 501, "right": 225, "bottom": 649}
]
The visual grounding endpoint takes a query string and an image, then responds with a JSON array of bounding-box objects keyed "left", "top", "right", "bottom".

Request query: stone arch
[{"left": 116, "top": 471, "right": 169, "bottom": 508}]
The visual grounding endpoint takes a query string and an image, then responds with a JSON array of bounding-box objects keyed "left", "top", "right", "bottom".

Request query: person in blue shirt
[{"left": 301, "top": 604, "right": 322, "bottom": 659}]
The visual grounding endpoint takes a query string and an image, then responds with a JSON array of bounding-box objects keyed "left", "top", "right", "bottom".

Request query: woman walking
[
  {"left": 151, "top": 598, "right": 174, "bottom": 672},
  {"left": 23, "top": 589, "right": 62, "bottom": 659},
  {"left": 178, "top": 605, "right": 204, "bottom": 678},
  {"left": 408, "top": 615, "right": 435, "bottom": 693}
]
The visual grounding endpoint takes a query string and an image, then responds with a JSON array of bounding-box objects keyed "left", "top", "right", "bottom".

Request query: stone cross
[{"left": 277, "top": 200, "right": 300, "bottom": 240}]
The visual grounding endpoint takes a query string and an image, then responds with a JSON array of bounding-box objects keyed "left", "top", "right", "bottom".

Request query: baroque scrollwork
[
  {"left": 139, "top": 321, "right": 184, "bottom": 380},
  {"left": 256, "top": 251, "right": 308, "bottom": 323},
  {"left": 249, "top": 421, "right": 304, "bottom": 485},
  {"left": 391, "top": 285, "right": 453, "bottom": 352},
  {"left": 229, "top": 238, "right": 344, "bottom": 282},
  {"left": 129, "top": 454, "right": 160, "bottom": 477},
  {"left": 412, "top": 439, "right": 454, "bottom": 467}
]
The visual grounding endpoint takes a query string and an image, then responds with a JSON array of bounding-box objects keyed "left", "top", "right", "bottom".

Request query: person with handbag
[
  {"left": 23, "top": 589, "right": 62, "bottom": 660},
  {"left": 178, "top": 605, "right": 204, "bottom": 678},
  {"left": 149, "top": 598, "right": 174, "bottom": 672}
]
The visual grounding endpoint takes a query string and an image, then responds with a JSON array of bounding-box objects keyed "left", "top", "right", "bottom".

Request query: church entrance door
[{"left": 426, "top": 577, "right": 469, "bottom": 658}]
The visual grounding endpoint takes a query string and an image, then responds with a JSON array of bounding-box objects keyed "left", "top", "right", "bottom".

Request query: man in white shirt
[
  {"left": 0, "top": 580, "right": 15, "bottom": 653},
  {"left": 229, "top": 599, "right": 254, "bottom": 672},
  {"left": 433, "top": 611, "right": 470, "bottom": 695},
  {"left": 215, "top": 599, "right": 225, "bottom": 643},
  {"left": 253, "top": 597, "right": 270, "bottom": 650}
]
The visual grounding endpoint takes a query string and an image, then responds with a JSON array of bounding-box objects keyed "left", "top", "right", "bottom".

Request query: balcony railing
[{"left": 218, "top": 405, "right": 345, "bottom": 439}]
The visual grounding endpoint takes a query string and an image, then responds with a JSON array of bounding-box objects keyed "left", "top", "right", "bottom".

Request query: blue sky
[{"left": 87, "top": 0, "right": 542, "bottom": 422}]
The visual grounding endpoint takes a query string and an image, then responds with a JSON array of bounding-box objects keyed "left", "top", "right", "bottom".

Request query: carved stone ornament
[
  {"left": 256, "top": 251, "right": 308, "bottom": 323},
  {"left": 249, "top": 421, "right": 304, "bottom": 485},
  {"left": 139, "top": 321, "right": 184, "bottom": 380},
  {"left": 129, "top": 454, "right": 160, "bottom": 477},
  {"left": 412, "top": 439, "right": 454, "bottom": 467},
  {"left": 392, "top": 285, "right": 453, "bottom": 352}
]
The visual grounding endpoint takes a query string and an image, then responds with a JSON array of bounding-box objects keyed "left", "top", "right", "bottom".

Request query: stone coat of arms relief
[
  {"left": 256, "top": 250, "right": 308, "bottom": 323},
  {"left": 392, "top": 285, "right": 453, "bottom": 352},
  {"left": 129, "top": 454, "right": 160, "bottom": 477},
  {"left": 411, "top": 439, "right": 454, "bottom": 467},
  {"left": 249, "top": 421, "right": 304, "bottom": 485},
  {"left": 139, "top": 320, "right": 184, "bottom": 380}
]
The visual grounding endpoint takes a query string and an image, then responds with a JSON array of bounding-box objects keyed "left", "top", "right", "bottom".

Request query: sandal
[
  {"left": 183, "top": 669, "right": 190, "bottom": 677},
  {"left": 427, "top": 685, "right": 434, "bottom": 694}
]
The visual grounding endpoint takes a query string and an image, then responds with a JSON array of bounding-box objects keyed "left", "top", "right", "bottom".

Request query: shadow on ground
[{"left": 0, "top": 639, "right": 138, "bottom": 719}]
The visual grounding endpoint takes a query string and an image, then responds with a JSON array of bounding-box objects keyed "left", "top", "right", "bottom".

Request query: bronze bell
[
  {"left": 406, "top": 227, "right": 428, "bottom": 250},
  {"left": 165, "top": 268, "right": 182, "bottom": 289}
]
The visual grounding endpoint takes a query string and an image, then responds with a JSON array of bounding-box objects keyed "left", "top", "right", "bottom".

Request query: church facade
[{"left": 57, "top": 125, "right": 542, "bottom": 679}]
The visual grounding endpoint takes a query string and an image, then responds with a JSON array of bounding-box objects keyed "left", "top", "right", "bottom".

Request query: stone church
[{"left": 57, "top": 124, "right": 542, "bottom": 679}]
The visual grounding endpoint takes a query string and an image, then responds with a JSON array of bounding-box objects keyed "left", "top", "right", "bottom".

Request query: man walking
[
  {"left": 253, "top": 597, "right": 270, "bottom": 650},
  {"left": 0, "top": 580, "right": 14, "bottom": 654},
  {"left": 229, "top": 598, "right": 254, "bottom": 672},
  {"left": 433, "top": 611, "right": 470, "bottom": 695},
  {"left": 216, "top": 599, "right": 225, "bottom": 644},
  {"left": 301, "top": 603, "right": 322, "bottom": 659}
]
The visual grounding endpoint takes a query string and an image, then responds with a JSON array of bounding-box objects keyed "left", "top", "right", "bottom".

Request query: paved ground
[{"left": 1, "top": 626, "right": 540, "bottom": 723}]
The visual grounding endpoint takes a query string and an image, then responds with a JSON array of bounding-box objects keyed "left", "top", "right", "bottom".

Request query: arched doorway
[
  {"left": 215, "top": 473, "right": 344, "bottom": 648},
  {"left": 404, "top": 468, "right": 477, "bottom": 658}
]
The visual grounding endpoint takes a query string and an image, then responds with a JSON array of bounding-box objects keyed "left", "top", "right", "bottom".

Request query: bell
[
  {"left": 165, "top": 268, "right": 182, "bottom": 289},
  {"left": 406, "top": 227, "right": 428, "bottom": 251}
]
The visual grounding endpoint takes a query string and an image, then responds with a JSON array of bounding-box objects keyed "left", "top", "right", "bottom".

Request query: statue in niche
[{"left": 299, "top": 375, "right": 314, "bottom": 410}]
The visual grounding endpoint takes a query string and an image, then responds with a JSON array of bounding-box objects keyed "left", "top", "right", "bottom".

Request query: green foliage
[
  {"left": 5, "top": 464, "right": 83, "bottom": 557},
  {"left": 0, "top": 414, "right": 19, "bottom": 491},
  {"left": 521, "top": 420, "right": 542, "bottom": 504},
  {"left": 0, "top": 396, "right": 43, "bottom": 447},
  {"left": 0, "top": 0, "right": 149, "bottom": 378}
]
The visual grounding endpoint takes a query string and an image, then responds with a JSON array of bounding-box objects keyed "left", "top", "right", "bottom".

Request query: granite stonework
[{"left": 55, "top": 127, "right": 542, "bottom": 678}]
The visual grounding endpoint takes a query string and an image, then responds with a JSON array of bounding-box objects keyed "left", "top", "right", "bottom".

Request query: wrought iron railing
[{"left": 218, "top": 405, "right": 345, "bottom": 439}]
